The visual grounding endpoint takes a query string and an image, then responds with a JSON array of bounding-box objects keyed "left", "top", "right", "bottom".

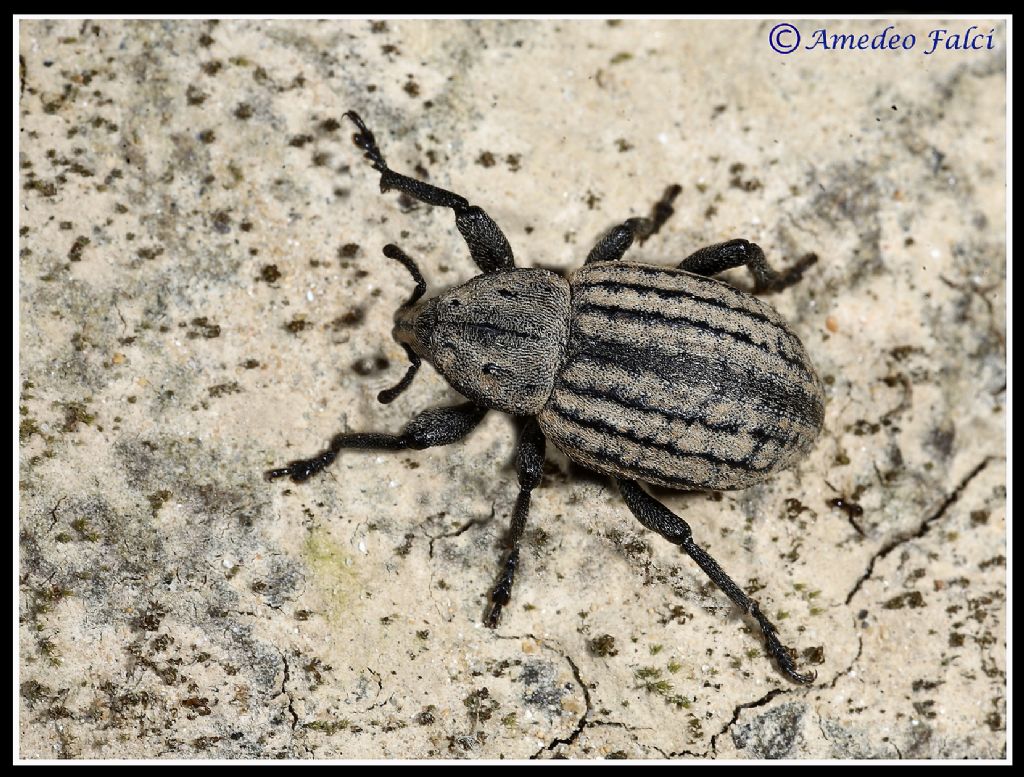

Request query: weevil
[{"left": 266, "top": 111, "right": 824, "bottom": 684}]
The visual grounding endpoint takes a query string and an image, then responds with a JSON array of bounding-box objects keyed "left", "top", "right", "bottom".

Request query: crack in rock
[
  {"left": 365, "top": 667, "right": 389, "bottom": 711},
  {"left": 845, "top": 457, "right": 993, "bottom": 605},
  {"left": 537, "top": 655, "right": 592, "bottom": 757},
  {"left": 427, "top": 509, "right": 492, "bottom": 559},
  {"left": 278, "top": 649, "right": 298, "bottom": 731},
  {"left": 708, "top": 688, "right": 785, "bottom": 756},
  {"left": 491, "top": 632, "right": 592, "bottom": 759},
  {"left": 825, "top": 632, "right": 865, "bottom": 690}
]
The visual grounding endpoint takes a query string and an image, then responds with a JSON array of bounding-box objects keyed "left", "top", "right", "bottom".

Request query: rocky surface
[{"left": 19, "top": 19, "right": 1005, "bottom": 759}]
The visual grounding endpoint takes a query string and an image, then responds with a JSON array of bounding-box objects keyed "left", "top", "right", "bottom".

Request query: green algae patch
[{"left": 302, "top": 527, "right": 360, "bottom": 622}]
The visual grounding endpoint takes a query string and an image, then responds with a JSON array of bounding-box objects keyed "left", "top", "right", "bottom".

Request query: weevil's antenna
[
  {"left": 378, "top": 243, "right": 426, "bottom": 404},
  {"left": 383, "top": 243, "right": 426, "bottom": 306},
  {"left": 378, "top": 343, "right": 420, "bottom": 404}
]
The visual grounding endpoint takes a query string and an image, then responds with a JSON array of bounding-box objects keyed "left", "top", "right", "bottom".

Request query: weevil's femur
[{"left": 377, "top": 244, "right": 428, "bottom": 405}]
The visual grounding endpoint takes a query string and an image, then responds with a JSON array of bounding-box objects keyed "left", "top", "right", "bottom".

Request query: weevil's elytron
[{"left": 267, "top": 112, "right": 825, "bottom": 684}]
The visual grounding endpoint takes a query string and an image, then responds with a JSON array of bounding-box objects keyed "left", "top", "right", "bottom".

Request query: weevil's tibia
[
  {"left": 617, "top": 479, "right": 816, "bottom": 685},
  {"left": 486, "top": 418, "right": 546, "bottom": 627},
  {"left": 343, "top": 111, "right": 515, "bottom": 274},
  {"left": 265, "top": 403, "right": 488, "bottom": 483},
  {"left": 678, "top": 239, "right": 818, "bottom": 294},
  {"left": 585, "top": 184, "right": 682, "bottom": 264}
]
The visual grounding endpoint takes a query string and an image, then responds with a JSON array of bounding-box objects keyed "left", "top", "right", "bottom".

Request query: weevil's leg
[
  {"left": 486, "top": 418, "right": 546, "bottom": 627},
  {"left": 265, "top": 402, "right": 488, "bottom": 484},
  {"left": 584, "top": 220, "right": 642, "bottom": 265},
  {"left": 585, "top": 184, "right": 682, "bottom": 264},
  {"left": 638, "top": 183, "right": 684, "bottom": 245},
  {"left": 677, "top": 239, "right": 818, "bottom": 294},
  {"left": 344, "top": 111, "right": 514, "bottom": 273},
  {"left": 617, "top": 479, "right": 816, "bottom": 684}
]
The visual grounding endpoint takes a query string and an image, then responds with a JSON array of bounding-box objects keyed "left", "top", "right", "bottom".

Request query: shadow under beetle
[{"left": 266, "top": 111, "right": 824, "bottom": 684}]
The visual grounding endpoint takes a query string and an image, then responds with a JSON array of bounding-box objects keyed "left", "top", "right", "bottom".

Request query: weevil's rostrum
[{"left": 266, "top": 111, "right": 824, "bottom": 685}]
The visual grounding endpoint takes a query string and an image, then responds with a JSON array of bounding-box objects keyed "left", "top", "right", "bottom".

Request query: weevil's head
[{"left": 393, "top": 270, "right": 571, "bottom": 415}]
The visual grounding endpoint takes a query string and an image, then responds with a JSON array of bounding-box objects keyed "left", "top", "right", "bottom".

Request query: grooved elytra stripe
[
  {"left": 573, "top": 263, "right": 809, "bottom": 363},
  {"left": 578, "top": 281, "right": 808, "bottom": 366},
  {"left": 559, "top": 353, "right": 821, "bottom": 436},
  {"left": 559, "top": 378, "right": 784, "bottom": 442},
  {"left": 542, "top": 412, "right": 720, "bottom": 489},
  {"left": 549, "top": 388, "right": 780, "bottom": 470},
  {"left": 555, "top": 378, "right": 802, "bottom": 448},
  {"left": 575, "top": 262, "right": 790, "bottom": 324},
  {"left": 585, "top": 277, "right": 785, "bottom": 328},
  {"left": 570, "top": 314, "right": 821, "bottom": 413},
  {"left": 572, "top": 341, "right": 823, "bottom": 431},
  {"left": 576, "top": 300, "right": 809, "bottom": 374}
]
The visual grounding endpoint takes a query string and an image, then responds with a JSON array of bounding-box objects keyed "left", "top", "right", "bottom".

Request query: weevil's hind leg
[
  {"left": 485, "top": 418, "right": 546, "bottom": 627},
  {"left": 678, "top": 239, "right": 818, "bottom": 294},
  {"left": 344, "top": 111, "right": 515, "bottom": 274},
  {"left": 265, "top": 402, "right": 488, "bottom": 483},
  {"left": 617, "top": 479, "right": 816, "bottom": 684},
  {"left": 585, "top": 184, "right": 682, "bottom": 264}
]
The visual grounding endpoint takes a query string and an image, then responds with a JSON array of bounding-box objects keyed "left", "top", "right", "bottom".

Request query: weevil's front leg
[
  {"left": 265, "top": 402, "right": 488, "bottom": 483},
  {"left": 678, "top": 239, "right": 817, "bottom": 294},
  {"left": 585, "top": 184, "right": 682, "bottom": 264},
  {"left": 486, "top": 418, "right": 546, "bottom": 627},
  {"left": 617, "top": 480, "right": 815, "bottom": 685},
  {"left": 344, "top": 111, "right": 514, "bottom": 274}
]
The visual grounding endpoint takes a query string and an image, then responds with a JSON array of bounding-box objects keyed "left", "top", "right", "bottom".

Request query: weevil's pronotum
[{"left": 266, "top": 112, "right": 825, "bottom": 684}]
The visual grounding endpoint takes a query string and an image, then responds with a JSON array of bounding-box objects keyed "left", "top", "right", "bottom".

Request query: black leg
[
  {"left": 585, "top": 184, "right": 682, "bottom": 264},
  {"left": 344, "top": 111, "right": 515, "bottom": 274},
  {"left": 265, "top": 402, "right": 488, "bottom": 483},
  {"left": 617, "top": 479, "right": 815, "bottom": 684},
  {"left": 678, "top": 239, "right": 818, "bottom": 294},
  {"left": 486, "top": 418, "right": 546, "bottom": 627}
]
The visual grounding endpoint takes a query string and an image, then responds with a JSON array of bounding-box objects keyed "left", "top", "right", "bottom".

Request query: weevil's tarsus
[
  {"left": 345, "top": 110, "right": 468, "bottom": 209},
  {"left": 678, "top": 239, "right": 818, "bottom": 295},
  {"left": 486, "top": 418, "right": 546, "bottom": 627},
  {"left": 264, "top": 402, "right": 487, "bottom": 483},
  {"left": 586, "top": 184, "right": 683, "bottom": 264},
  {"left": 343, "top": 109, "right": 390, "bottom": 176},
  {"left": 344, "top": 111, "right": 515, "bottom": 274},
  {"left": 617, "top": 479, "right": 816, "bottom": 685},
  {"left": 749, "top": 603, "right": 816, "bottom": 685}
]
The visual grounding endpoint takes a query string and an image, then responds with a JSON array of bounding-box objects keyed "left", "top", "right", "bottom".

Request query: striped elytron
[
  {"left": 267, "top": 111, "right": 825, "bottom": 685},
  {"left": 542, "top": 262, "right": 823, "bottom": 491}
]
